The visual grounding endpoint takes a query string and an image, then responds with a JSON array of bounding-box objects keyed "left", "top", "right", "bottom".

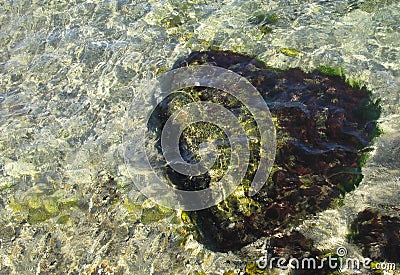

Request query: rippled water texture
[{"left": 0, "top": 0, "right": 399, "bottom": 274}]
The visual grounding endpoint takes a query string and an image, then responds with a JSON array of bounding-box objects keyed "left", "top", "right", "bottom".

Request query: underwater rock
[
  {"left": 148, "top": 50, "right": 381, "bottom": 252},
  {"left": 348, "top": 208, "right": 400, "bottom": 263}
]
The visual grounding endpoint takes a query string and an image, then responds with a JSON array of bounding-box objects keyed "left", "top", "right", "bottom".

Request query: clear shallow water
[{"left": 0, "top": 0, "right": 399, "bottom": 274}]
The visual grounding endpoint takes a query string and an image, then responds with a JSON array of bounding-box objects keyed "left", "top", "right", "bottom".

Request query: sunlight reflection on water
[{"left": 0, "top": 0, "right": 399, "bottom": 274}]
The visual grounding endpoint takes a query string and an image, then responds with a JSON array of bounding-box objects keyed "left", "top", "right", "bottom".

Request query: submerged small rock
[
  {"left": 348, "top": 208, "right": 400, "bottom": 264},
  {"left": 148, "top": 50, "right": 382, "bottom": 253}
]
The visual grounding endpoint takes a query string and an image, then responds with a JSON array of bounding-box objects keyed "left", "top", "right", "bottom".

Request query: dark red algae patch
[
  {"left": 348, "top": 209, "right": 400, "bottom": 264},
  {"left": 148, "top": 50, "right": 382, "bottom": 255}
]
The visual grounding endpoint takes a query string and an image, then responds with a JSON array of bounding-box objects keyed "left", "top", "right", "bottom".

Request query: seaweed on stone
[
  {"left": 348, "top": 209, "right": 400, "bottom": 265},
  {"left": 147, "top": 50, "right": 382, "bottom": 254}
]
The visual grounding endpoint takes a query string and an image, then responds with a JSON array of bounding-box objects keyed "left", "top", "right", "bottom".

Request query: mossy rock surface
[{"left": 148, "top": 50, "right": 381, "bottom": 252}]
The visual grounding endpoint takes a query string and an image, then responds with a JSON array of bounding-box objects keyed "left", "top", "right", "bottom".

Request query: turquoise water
[{"left": 0, "top": 0, "right": 399, "bottom": 274}]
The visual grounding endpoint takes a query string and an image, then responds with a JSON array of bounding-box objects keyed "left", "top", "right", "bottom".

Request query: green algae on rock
[
  {"left": 277, "top": 47, "right": 301, "bottom": 57},
  {"left": 148, "top": 50, "right": 381, "bottom": 253},
  {"left": 249, "top": 12, "right": 279, "bottom": 34},
  {"left": 9, "top": 185, "right": 81, "bottom": 224}
]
